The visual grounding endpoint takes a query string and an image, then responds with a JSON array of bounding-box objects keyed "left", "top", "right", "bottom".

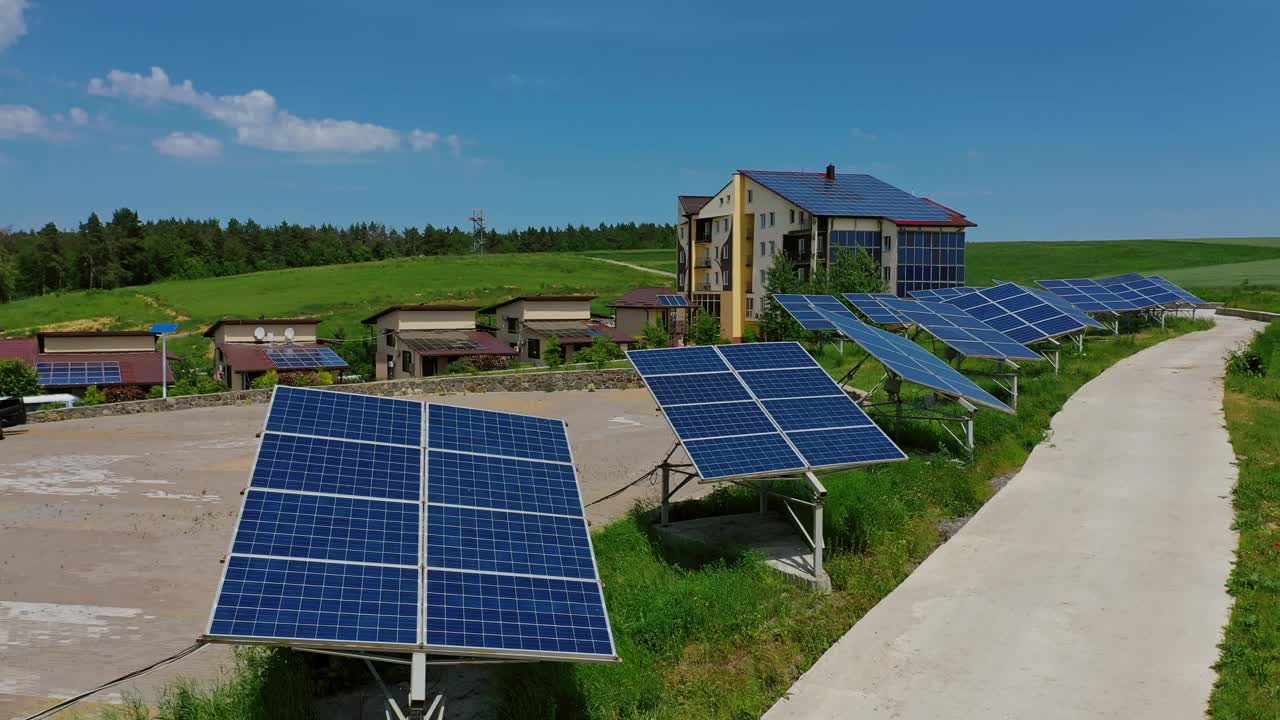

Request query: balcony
[
  {"left": 696, "top": 232, "right": 712, "bottom": 244},
  {"left": 695, "top": 257, "right": 712, "bottom": 268},
  {"left": 697, "top": 281, "right": 714, "bottom": 292}
]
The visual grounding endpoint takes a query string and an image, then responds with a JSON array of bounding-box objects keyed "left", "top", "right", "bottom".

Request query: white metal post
[
  {"left": 805, "top": 472, "right": 827, "bottom": 577},
  {"left": 161, "top": 333, "right": 169, "bottom": 399},
  {"left": 410, "top": 652, "right": 427, "bottom": 717}
]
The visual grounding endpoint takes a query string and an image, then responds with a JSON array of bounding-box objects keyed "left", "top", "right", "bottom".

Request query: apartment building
[{"left": 676, "top": 165, "right": 975, "bottom": 341}]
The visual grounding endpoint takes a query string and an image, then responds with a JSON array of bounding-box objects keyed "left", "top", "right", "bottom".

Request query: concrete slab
[
  {"left": 763, "top": 313, "right": 1264, "bottom": 720},
  {"left": 655, "top": 512, "right": 832, "bottom": 591}
]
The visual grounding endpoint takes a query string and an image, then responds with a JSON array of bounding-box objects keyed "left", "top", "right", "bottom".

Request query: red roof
[
  {"left": 679, "top": 195, "right": 713, "bottom": 215},
  {"left": 217, "top": 342, "right": 349, "bottom": 373},
  {"left": 0, "top": 337, "right": 39, "bottom": 366},
  {"left": 608, "top": 287, "right": 675, "bottom": 309},
  {"left": 36, "top": 350, "right": 175, "bottom": 386}
]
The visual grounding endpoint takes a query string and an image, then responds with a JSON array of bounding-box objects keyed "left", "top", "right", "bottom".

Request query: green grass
[
  {"left": 1213, "top": 321, "right": 1280, "bottom": 719},
  {"left": 580, "top": 249, "right": 678, "bottom": 274},
  {"left": 966, "top": 239, "right": 1280, "bottom": 287}
]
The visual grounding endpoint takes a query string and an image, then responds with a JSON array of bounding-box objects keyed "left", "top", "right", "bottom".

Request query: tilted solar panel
[
  {"left": 848, "top": 295, "right": 1043, "bottom": 361},
  {"left": 1025, "top": 286, "right": 1108, "bottom": 329},
  {"left": 1108, "top": 277, "right": 1182, "bottom": 309},
  {"left": 626, "top": 342, "right": 904, "bottom": 480},
  {"left": 843, "top": 293, "right": 910, "bottom": 325},
  {"left": 942, "top": 283, "right": 1093, "bottom": 344},
  {"left": 265, "top": 347, "right": 349, "bottom": 369},
  {"left": 1096, "top": 272, "right": 1145, "bottom": 286},
  {"left": 907, "top": 287, "right": 981, "bottom": 301},
  {"left": 771, "top": 294, "right": 856, "bottom": 331},
  {"left": 1144, "top": 275, "right": 1205, "bottom": 305},
  {"left": 657, "top": 294, "right": 690, "bottom": 307},
  {"left": 1034, "top": 278, "right": 1142, "bottom": 312},
  {"left": 206, "top": 386, "right": 618, "bottom": 662}
]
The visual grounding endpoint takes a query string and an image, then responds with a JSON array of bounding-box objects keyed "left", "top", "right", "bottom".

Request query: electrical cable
[
  {"left": 584, "top": 466, "right": 660, "bottom": 508},
  {"left": 22, "top": 642, "right": 207, "bottom": 720}
]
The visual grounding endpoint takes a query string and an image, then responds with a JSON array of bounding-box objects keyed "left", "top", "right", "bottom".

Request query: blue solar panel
[
  {"left": 682, "top": 433, "right": 806, "bottom": 479},
  {"left": 1097, "top": 272, "right": 1145, "bottom": 286},
  {"left": 424, "top": 570, "right": 613, "bottom": 657},
  {"left": 1034, "top": 279, "right": 1141, "bottom": 312},
  {"left": 427, "top": 404, "right": 571, "bottom": 463},
  {"left": 267, "top": 386, "right": 422, "bottom": 446},
  {"left": 843, "top": 293, "right": 909, "bottom": 324},
  {"left": 234, "top": 490, "right": 418, "bottom": 565},
  {"left": 761, "top": 395, "right": 874, "bottom": 431},
  {"left": 786, "top": 426, "right": 906, "bottom": 468},
  {"left": 252, "top": 433, "right": 422, "bottom": 500},
  {"left": 657, "top": 294, "right": 690, "bottom": 307},
  {"left": 210, "top": 556, "right": 418, "bottom": 645},
  {"left": 1145, "top": 275, "right": 1205, "bottom": 305},
  {"left": 426, "top": 450, "right": 582, "bottom": 517},
  {"left": 640, "top": 372, "right": 753, "bottom": 406},
  {"left": 628, "top": 345, "right": 728, "bottom": 375},
  {"left": 743, "top": 170, "right": 957, "bottom": 222},
  {"left": 941, "top": 283, "right": 1093, "bottom": 344},
  {"left": 718, "top": 342, "right": 815, "bottom": 370},
  {"left": 36, "top": 361, "right": 123, "bottom": 386},
  {"left": 266, "top": 347, "right": 348, "bottom": 369},
  {"left": 738, "top": 367, "right": 846, "bottom": 399},
  {"left": 855, "top": 295, "right": 1043, "bottom": 362},
  {"left": 661, "top": 401, "right": 776, "bottom": 439},
  {"left": 1111, "top": 277, "right": 1182, "bottom": 308},
  {"left": 426, "top": 504, "right": 596, "bottom": 580},
  {"left": 908, "top": 287, "right": 981, "bottom": 301},
  {"left": 771, "top": 294, "right": 855, "bottom": 330},
  {"left": 770, "top": 300, "right": 1012, "bottom": 413}
]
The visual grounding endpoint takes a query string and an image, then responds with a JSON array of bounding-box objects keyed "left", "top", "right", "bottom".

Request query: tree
[
  {"left": 577, "top": 336, "right": 622, "bottom": 369},
  {"left": 636, "top": 322, "right": 671, "bottom": 350},
  {"left": 0, "top": 359, "right": 39, "bottom": 397},
  {"left": 826, "top": 247, "right": 884, "bottom": 294},
  {"left": 543, "top": 337, "right": 563, "bottom": 368},
  {"left": 758, "top": 251, "right": 806, "bottom": 341},
  {"left": 688, "top": 310, "right": 727, "bottom": 346},
  {"left": 250, "top": 370, "right": 279, "bottom": 389}
]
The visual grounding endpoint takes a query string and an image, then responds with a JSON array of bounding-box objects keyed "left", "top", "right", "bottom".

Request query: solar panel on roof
[
  {"left": 942, "top": 283, "right": 1095, "bottom": 344},
  {"left": 657, "top": 294, "right": 689, "bottom": 307},
  {"left": 627, "top": 342, "right": 904, "bottom": 479},
  {"left": 399, "top": 335, "right": 484, "bottom": 352},
  {"left": 36, "top": 360, "right": 123, "bottom": 386},
  {"left": 265, "top": 346, "right": 348, "bottom": 369},
  {"left": 743, "top": 171, "right": 957, "bottom": 222},
  {"left": 207, "top": 387, "right": 618, "bottom": 662},
  {"left": 847, "top": 295, "right": 1043, "bottom": 362}
]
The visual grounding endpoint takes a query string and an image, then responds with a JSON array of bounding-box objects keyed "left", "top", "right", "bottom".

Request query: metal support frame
[
  {"left": 863, "top": 384, "right": 979, "bottom": 457},
  {"left": 1040, "top": 347, "right": 1060, "bottom": 374}
]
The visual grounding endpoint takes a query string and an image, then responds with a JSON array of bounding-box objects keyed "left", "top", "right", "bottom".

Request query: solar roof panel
[
  {"left": 266, "top": 347, "right": 349, "bottom": 369},
  {"left": 943, "top": 283, "right": 1094, "bottom": 344},
  {"left": 208, "top": 387, "right": 618, "bottom": 662},
  {"left": 742, "top": 171, "right": 957, "bottom": 222},
  {"left": 1144, "top": 275, "right": 1205, "bottom": 305},
  {"left": 657, "top": 294, "right": 690, "bottom": 307},
  {"left": 627, "top": 342, "right": 904, "bottom": 479},
  {"left": 36, "top": 360, "right": 123, "bottom": 386},
  {"left": 847, "top": 295, "right": 1043, "bottom": 362},
  {"left": 400, "top": 334, "right": 483, "bottom": 352}
]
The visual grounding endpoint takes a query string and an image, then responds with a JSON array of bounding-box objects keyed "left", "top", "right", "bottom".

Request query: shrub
[
  {"left": 464, "top": 354, "right": 508, "bottom": 372},
  {"left": 0, "top": 359, "right": 39, "bottom": 397},
  {"left": 688, "top": 310, "right": 727, "bottom": 346},
  {"left": 447, "top": 359, "right": 478, "bottom": 375},
  {"left": 105, "top": 385, "right": 147, "bottom": 403},
  {"left": 578, "top": 336, "right": 622, "bottom": 369},
  {"left": 250, "top": 370, "right": 279, "bottom": 389},
  {"left": 79, "top": 385, "right": 107, "bottom": 406},
  {"left": 276, "top": 370, "right": 334, "bottom": 387},
  {"left": 636, "top": 323, "right": 671, "bottom": 350},
  {"left": 1226, "top": 344, "right": 1266, "bottom": 377},
  {"left": 543, "top": 337, "right": 563, "bottom": 368}
]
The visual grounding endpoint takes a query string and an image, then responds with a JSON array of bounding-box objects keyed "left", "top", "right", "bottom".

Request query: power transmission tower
[{"left": 469, "top": 209, "right": 486, "bottom": 255}]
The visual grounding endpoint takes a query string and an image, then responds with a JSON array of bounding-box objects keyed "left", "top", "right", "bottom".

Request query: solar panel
[
  {"left": 908, "top": 287, "right": 981, "bottom": 301},
  {"left": 942, "top": 283, "right": 1094, "bottom": 344},
  {"left": 846, "top": 295, "right": 1043, "bottom": 362},
  {"left": 1025, "top": 286, "right": 1108, "bottom": 330},
  {"left": 1107, "top": 277, "right": 1183, "bottom": 309},
  {"left": 1097, "top": 272, "right": 1145, "bottom": 286},
  {"left": 399, "top": 334, "right": 483, "bottom": 352},
  {"left": 1034, "top": 279, "right": 1143, "bottom": 312},
  {"left": 657, "top": 294, "right": 690, "bottom": 307},
  {"left": 627, "top": 342, "right": 905, "bottom": 479},
  {"left": 265, "top": 346, "right": 348, "bottom": 369},
  {"left": 1145, "top": 275, "right": 1205, "bottom": 305},
  {"left": 771, "top": 294, "right": 857, "bottom": 331},
  {"left": 36, "top": 360, "right": 123, "bottom": 386},
  {"left": 843, "top": 293, "right": 910, "bottom": 324},
  {"left": 208, "top": 387, "right": 618, "bottom": 662},
  {"left": 772, "top": 297, "right": 1013, "bottom": 414}
]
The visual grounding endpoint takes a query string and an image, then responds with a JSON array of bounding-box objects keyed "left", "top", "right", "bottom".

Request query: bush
[
  {"left": 577, "top": 336, "right": 623, "bottom": 369},
  {"left": 636, "top": 322, "right": 671, "bottom": 350},
  {"left": 250, "top": 370, "right": 279, "bottom": 389},
  {"left": 105, "top": 385, "right": 147, "bottom": 403},
  {"left": 1226, "top": 344, "right": 1266, "bottom": 377},
  {"left": 464, "top": 354, "right": 508, "bottom": 372},
  {"left": 0, "top": 358, "right": 39, "bottom": 397},
  {"left": 688, "top": 310, "right": 727, "bottom": 346},
  {"left": 79, "top": 385, "right": 107, "bottom": 406},
  {"left": 278, "top": 370, "right": 334, "bottom": 387},
  {"left": 447, "top": 359, "right": 478, "bottom": 375},
  {"left": 544, "top": 337, "right": 563, "bottom": 368}
]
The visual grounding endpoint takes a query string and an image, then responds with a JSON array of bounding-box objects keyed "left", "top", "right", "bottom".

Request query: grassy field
[
  {"left": 1213, "top": 320, "right": 1280, "bottom": 719},
  {"left": 582, "top": 248, "right": 678, "bottom": 274},
  {"left": 966, "top": 239, "right": 1280, "bottom": 287}
]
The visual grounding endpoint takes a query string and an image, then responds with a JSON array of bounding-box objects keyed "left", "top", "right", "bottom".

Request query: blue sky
[{"left": 1, "top": 1, "right": 1277, "bottom": 241}]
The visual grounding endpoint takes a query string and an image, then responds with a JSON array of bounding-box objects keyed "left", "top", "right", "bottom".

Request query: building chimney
[{"left": 825, "top": 163, "right": 836, "bottom": 180}]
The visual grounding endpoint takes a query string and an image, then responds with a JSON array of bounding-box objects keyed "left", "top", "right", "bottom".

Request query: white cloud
[
  {"left": 68, "top": 107, "right": 89, "bottom": 126},
  {"left": 0, "top": 104, "right": 47, "bottom": 138},
  {"left": 445, "top": 133, "right": 461, "bottom": 158},
  {"left": 89, "top": 66, "right": 402, "bottom": 154},
  {"left": 409, "top": 129, "right": 439, "bottom": 151},
  {"left": 153, "top": 131, "right": 222, "bottom": 160},
  {"left": 850, "top": 127, "right": 878, "bottom": 142},
  {"left": 0, "top": 0, "right": 28, "bottom": 53}
]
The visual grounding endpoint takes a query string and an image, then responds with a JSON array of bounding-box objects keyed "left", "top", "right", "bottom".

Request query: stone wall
[
  {"left": 27, "top": 368, "right": 643, "bottom": 423},
  {"left": 1216, "top": 307, "right": 1280, "bottom": 323}
]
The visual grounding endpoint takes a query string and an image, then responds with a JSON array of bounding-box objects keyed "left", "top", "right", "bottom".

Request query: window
[
  {"left": 800, "top": 211, "right": 806, "bottom": 223},
  {"left": 759, "top": 213, "right": 766, "bottom": 229},
  {"left": 401, "top": 350, "right": 413, "bottom": 373},
  {"left": 505, "top": 317, "right": 519, "bottom": 333},
  {"left": 527, "top": 338, "right": 541, "bottom": 360},
  {"left": 883, "top": 266, "right": 891, "bottom": 283},
  {"left": 769, "top": 212, "right": 775, "bottom": 227},
  {"left": 882, "top": 234, "right": 892, "bottom": 252},
  {"left": 384, "top": 328, "right": 396, "bottom": 348},
  {"left": 714, "top": 271, "right": 720, "bottom": 284},
  {"left": 789, "top": 209, "right": 795, "bottom": 224},
  {"left": 761, "top": 269, "right": 768, "bottom": 288},
  {"left": 719, "top": 197, "right": 724, "bottom": 206},
  {"left": 679, "top": 226, "right": 685, "bottom": 240},
  {"left": 747, "top": 189, "right": 753, "bottom": 204},
  {"left": 759, "top": 241, "right": 765, "bottom": 257},
  {"left": 769, "top": 241, "right": 776, "bottom": 256}
]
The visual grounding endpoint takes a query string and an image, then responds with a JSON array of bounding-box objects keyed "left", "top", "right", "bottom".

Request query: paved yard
[{"left": 0, "top": 388, "right": 686, "bottom": 718}]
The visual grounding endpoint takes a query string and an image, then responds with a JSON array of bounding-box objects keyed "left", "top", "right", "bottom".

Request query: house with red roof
[
  {"left": 361, "top": 305, "right": 515, "bottom": 379},
  {"left": 0, "top": 331, "right": 174, "bottom": 398},
  {"left": 479, "top": 295, "right": 634, "bottom": 365},
  {"left": 677, "top": 164, "right": 975, "bottom": 341},
  {"left": 205, "top": 319, "right": 349, "bottom": 391}
]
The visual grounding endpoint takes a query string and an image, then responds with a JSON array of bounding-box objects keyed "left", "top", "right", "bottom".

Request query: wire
[
  {"left": 22, "top": 642, "right": 207, "bottom": 720},
  {"left": 584, "top": 466, "right": 659, "bottom": 508}
]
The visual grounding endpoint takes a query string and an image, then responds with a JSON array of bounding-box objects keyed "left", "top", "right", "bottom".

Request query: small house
[
  {"left": 361, "top": 305, "right": 515, "bottom": 379},
  {"left": 481, "top": 295, "right": 635, "bottom": 365},
  {"left": 205, "top": 319, "right": 348, "bottom": 391}
]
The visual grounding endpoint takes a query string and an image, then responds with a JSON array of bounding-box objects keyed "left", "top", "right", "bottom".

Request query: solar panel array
[
  {"left": 771, "top": 296, "right": 1014, "bottom": 413},
  {"left": 36, "top": 360, "right": 123, "bottom": 386},
  {"left": 1024, "top": 286, "right": 1108, "bottom": 329},
  {"left": 941, "top": 283, "right": 1094, "bottom": 344},
  {"left": 1108, "top": 276, "right": 1183, "bottom": 308},
  {"left": 657, "top": 294, "right": 689, "bottom": 307},
  {"left": 400, "top": 334, "right": 483, "bottom": 352},
  {"left": 1145, "top": 275, "right": 1205, "bottom": 305},
  {"left": 1034, "top": 278, "right": 1143, "bottom": 312},
  {"left": 843, "top": 293, "right": 908, "bottom": 325},
  {"left": 844, "top": 294, "right": 1042, "bottom": 361},
  {"left": 907, "top": 287, "right": 981, "bottom": 301},
  {"left": 208, "top": 386, "right": 617, "bottom": 662},
  {"left": 265, "top": 347, "right": 348, "bottom": 369},
  {"left": 742, "top": 170, "right": 957, "bottom": 222},
  {"left": 1037, "top": 274, "right": 1204, "bottom": 311},
  {"left": 1097, "top": 272, "right": 1145, "bottom": 286},
  {"left": 627, "top": 342, "right": 905, "bottom": 480}
]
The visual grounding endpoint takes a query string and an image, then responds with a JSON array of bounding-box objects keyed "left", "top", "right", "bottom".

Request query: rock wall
[
  {"left": 27, "top": 368, "right": 643, "bottom": 423},
  {"left": 1216, "top": 307, "right": 1280, "bottom": 323}
]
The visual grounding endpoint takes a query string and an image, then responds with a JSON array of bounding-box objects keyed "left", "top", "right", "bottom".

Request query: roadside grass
[{"left": 1213, "top": 320, "right": 1280, "bottom": 719}]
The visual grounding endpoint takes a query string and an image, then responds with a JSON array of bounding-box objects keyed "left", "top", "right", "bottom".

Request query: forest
[{"left": 0, "top": 209, "right": 676, "bottom": 303}]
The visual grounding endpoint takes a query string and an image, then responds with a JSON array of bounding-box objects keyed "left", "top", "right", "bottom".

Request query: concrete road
[
  {"left": 0, "top": 388, "right": 692, "bottom": 718},
  {"left": 764, "top": 313, "right": 1262, "bottom": 720}
]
